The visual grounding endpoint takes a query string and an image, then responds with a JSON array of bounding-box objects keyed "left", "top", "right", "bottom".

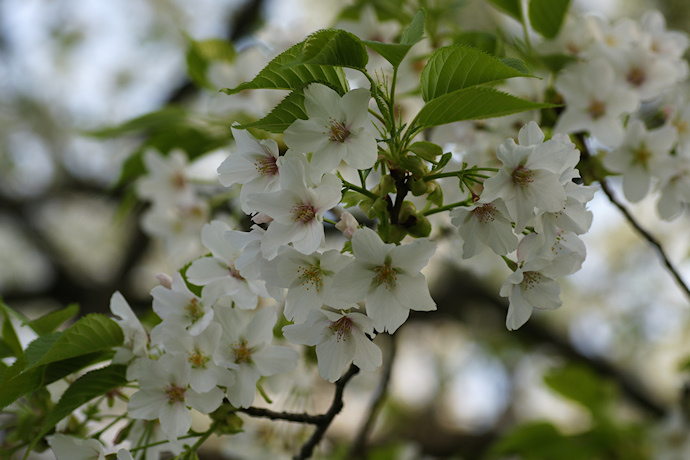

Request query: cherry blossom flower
[
  {"left": 283, "top": 84, "right": 377, "bottom": 177},
  {"left": 262, "top": 248, "right": 351, "bottom": 322},
  {"left": 246, "top": 151, "right": 342, "bottom": 259},
  {"left": 109, "top": 291, "right": 148, "bottom": 364},
  {"left": 481, "top": 122, "right": 578, "bottom": 233},
  {"left": 450, "top": 198, "right": 518, "bottom": 259},
  {"left": 603, "top": 120, "right": 677, "bottom": 202},
  {"left": 554, "top": 59, "right": 639, "bottom": 146},
  {"left": 150, "top": 272, "right": 214, "bottom": 337},
  {"left": 214, "top": 307, "right": 298, "bottom": 408},
  {"left": 136, "top": 149, "right": 195, "bottom": 207},
  {"left": 186, "top": 220, "right": 268, "bottom": 310},
  {"left": 331, "top": 227, "right": 436, "bottom": 333},
  {"left": 128, "top": 354, "right": 224, "bottom": 441},
  {"left": 218, "top": 126, "right": 282, "bottom": 213},
  {"left": 283, "top": 309, "right": 382, "bottom": 382}
]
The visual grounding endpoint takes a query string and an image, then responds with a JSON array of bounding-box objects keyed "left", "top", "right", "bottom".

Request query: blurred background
[{"left": 3, "top": 0, "right": 690, "bottom": 458}]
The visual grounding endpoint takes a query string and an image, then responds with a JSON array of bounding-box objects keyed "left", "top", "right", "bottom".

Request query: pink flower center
[
  {"left": 291, "top": 202, "right": 316, "bottom": 224},
  {"left": 229, "top": 264, "right": 244, "bottom": 280},
  {"left": 627, "top": 67, "right": 646, "bottom": 87},
  {"left": 512, "top": 166, "right": 534, "bottom": 188},
  {"left": 326, "top": 118, "right": 351, "bottom": 143},
  {"left": 472, "top": 203, "right": 497, "bottom": 224},
  {"left": 373, "top": 262, "right": 397, "bottom": 290},
  {"left": 329, "top": 316, "right": 354, "bottom": 342},
  {"left": 254, "top": 156, "right": 279, "bottom": 176},
  {"left": 165, "top": 384, "right": 186, "bottom": 404}
]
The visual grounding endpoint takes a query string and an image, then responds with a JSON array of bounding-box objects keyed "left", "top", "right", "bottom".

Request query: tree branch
[
  {"left": 294, "top": 364, "right": 360, "bottom": 460},
  {"left": 598, "top": 177, "right": 690, "bottom": 301}
]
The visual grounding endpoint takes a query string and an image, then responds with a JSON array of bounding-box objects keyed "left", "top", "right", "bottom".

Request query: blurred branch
[
  {"left": 598, "top": 177, "right": 690, "bottom": 301},
  {"left": 348, "top": 336, "right": 397, "bottom": 459}
]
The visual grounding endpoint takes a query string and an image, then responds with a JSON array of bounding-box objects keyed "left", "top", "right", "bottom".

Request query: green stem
[
  {"left": 341, "top": 179, "right": 379, "bottom": 201},
  {"left": 323, "top": 217, "right": 338, "bottom": 226},
  {"left": 422, "top": 199, "right": 472, "bottom": 216},
  {"left": 368, "top": 108, "right": 386, "bottom": 125}
]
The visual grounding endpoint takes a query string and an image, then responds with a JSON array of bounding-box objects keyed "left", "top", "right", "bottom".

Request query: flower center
[
  {"left": 229, "top": 264, "right": 244, "bottom": 280},
  {"left": 188, "top": 347, "right": 210, "bottom": 368},
  {"left": 512, "top": 166, "right": 534, "bottom": 188},
  {"left": 184, "top": 298, "right": 204, "bottom": 323},
  {"left": 522, "top": 271, "right": 543, "bottom": 289},
  {"left": 171, "top": 172, "right": 186, "bottom": 189},
  {"left": 165, "top": 384, "right": 186, "bottom": 404},
  {"left": 297, "top": 264, "right": 323, "bottom": 292},
  {"left": 588, "top": 100, "right": 606, "bottom": 119},
  {"left": 627, "top": 67, "right": 646, "bottom": 87},
  {"left": 291, "top": 202, "right": 316, "bottom": 224},
  {"left": 254, "top": 156, "right": 278, "bottom": 176},
  {"left": 373, "top": 262, "right": 397, "bottom": 290},
  {"left": 472, "top": 203, "right": 497, "bottom": 224},
  {"left": 329, "top": 316, "right": 354, "bottom": 342},
  {"left": 326, "top": 118, "right": 351, "bottom": 143},
  {"left": 632, "top": 144, "right": 652, "bottom": 167},
  {"left": 233, "top": 340, "right": 254, "bottom": 364}
]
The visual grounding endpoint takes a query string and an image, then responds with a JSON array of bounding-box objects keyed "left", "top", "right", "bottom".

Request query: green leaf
[
  {"left": 1, "top": 301, "right": 23, "bottom": 358},
  {"left": 538, "top": 53, "right": 577, "bottom": 73},
  {"left": 501, "top": 57, "right": 529, "bottom": 74},
  {"left": 491, "top": 422, "right": 597, "bottom": 460},
  {"left": 529, "top": 0, "right": 571, "bottom": 38},
  {"left": 0, "top": 352, "right": 110, "bottom": 411},
  {"left": 421, "top": 45, "right": 533, "bottom": 102},
  {"left": 26, "top": 314, "right": 123, "bottom": 369},
  {"left": 543, "top": 364, "right": 614, "bottom": 416},
  {"left": 87, "top": 107, "right": 189, "bottom": 138},
  {"left": 25, "top": 303, "right": 80, "bottom": 336},
  {"left": 293, "top": 29, "right": 368, "bottom": 70},
  {"left": 400, "top": 9, "right": 425, "bottom": 45},
  {"left": 412, "top": 86, "right": 553, "bottom": 130},
  {"left": 24, "top": 332, "right": 63, "bottom": 367},
  {"left": 487, "top": 0, "right": 522, "bottom": 21},
  {"left": 30, "top": 365, "right": 128, "bottom": 448},
  {"left": 362, "top": 41, "right": 415, "bottom": 70},
  {"left": 408, "top": 141, "right": 442, "bottom": 162},
  {"left": 221, "top": 40, "right": 349, "bottom": 95},
  {"left": 0, "top": 338, "right": 14, "bottom": 360},
  {"left": 186, "top": 37, "right": 235, "bottom": 90},
  {"left": 240, "top": 90, "right": 308, "bottom": 133}
]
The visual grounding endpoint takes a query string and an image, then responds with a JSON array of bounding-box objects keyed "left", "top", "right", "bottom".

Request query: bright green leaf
[
  {"left": 24, "top": 332, "right": 62, "bottom": 368},
  {"left": 27, "top": 314, "right": 123, "bottom": 369},
  {"left": 293, "top": 29, "right": 368, "bottom": 70},
  {"left": 501, "top": 57, "right": 530, "bottom": 74},
  {"left": 221, "top": 41, "right": 349, "bottom": 95},
  {"left": 186, "top": 37, "right": 235, "bottom": 90},
  {"left": 240, "top": 90, "right": 307, "bottom": 133},
  {"left": 529, "top": 0, "right": 571, "bottom": 39},
  {"left": 30, "top": 365, "right": 128, "bottom": 449},
  {"left": 362, "top": 41, "right": 414, "bottom": 70},
  {"left": 408, "top": 141, "right": 443, "bottom": 161},
  {"left": 421, "top": 45, "right": 533, "bottom": 102},
  {"left": 412, "top": 86, "right": 553, "bottom": 130},
  {"left": 487, "top": 0, "right": 522, "bottom": 21},
  {"left": 400, "top": 9, "right": 425, "bottom": 45},
  {"left": 0, "top": 338, "right": 14, "bottom": 360},
  {"left": 26, "top": 304, "right": 79, "bottom": 336}
]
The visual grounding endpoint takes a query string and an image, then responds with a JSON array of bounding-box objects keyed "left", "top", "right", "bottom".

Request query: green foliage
[
  {"left": 363, "top": 9, "right": 426, "bottom": 69},
  {"left": 529, "top": 0, "right": 571, "bottom": 38},
  {"left": 26, "top": 365, "right": 128, "bottom": 455},
  {"left": 240, "top": 89, "right": 308, "bottom": 133},
  {"left": 421, "top": 45, "right": 532, "bottom": 102},
  {"left": 454, "top": 31, "right": 503, "bottom": 56},
  {"left": 25, "top": 303, "right": 80, "bottom": 336},
  {"left": 490, "top": 422, "right": 599, "bottom": 460},
  {"left": 293, "top": 29, "right": 369, "bottom": 70},
  {"left": 221, "top": 40, "right": 349, "bottom": 95},
  {"left": 0, "top": 314, "right": 123, "bottom": 411},
  {"left": 408, "top": 141, "right": 442, "bottom": 162},
  {"left": 487, "top": 0, "right": 522, "bottom": 21},
  {"left": 412, "top": 86, "right": 553, "bottom": 130},
  {"left": 543, "top": 364, "right": 615, "bottom": 418},
  {"left": 186, "top": 37, "right": 236, "bottom": 90},
  {"left": 1, "top": 301, "right": 23, "bottom": 358}
]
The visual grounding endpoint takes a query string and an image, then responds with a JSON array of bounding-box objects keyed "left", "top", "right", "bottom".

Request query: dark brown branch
[
  {"left": 598, "top": 177, "right": 690, "bottom": 301},
  {"left": 348, "top": 336, "right": 397, "bottom": 459},
  {"left": 294, "top": 364, "right": 360, "bottom": 460},
  {"left": 237, "top": 407, "right": 323, "bottom": 425}
]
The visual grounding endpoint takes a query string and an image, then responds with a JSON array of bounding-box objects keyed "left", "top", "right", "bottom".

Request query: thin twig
[
  {"left": 349, "top": 336, "right": 397, "bottom": 459},
  {"left": 294, "top": 364, "right": 360, "bottom": 460},
  {"left": 237, "top": 407, "right": 324, "bottom": 425},
  {"left": 598, "top": 177, "right": 690, "bottom": 301}
]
